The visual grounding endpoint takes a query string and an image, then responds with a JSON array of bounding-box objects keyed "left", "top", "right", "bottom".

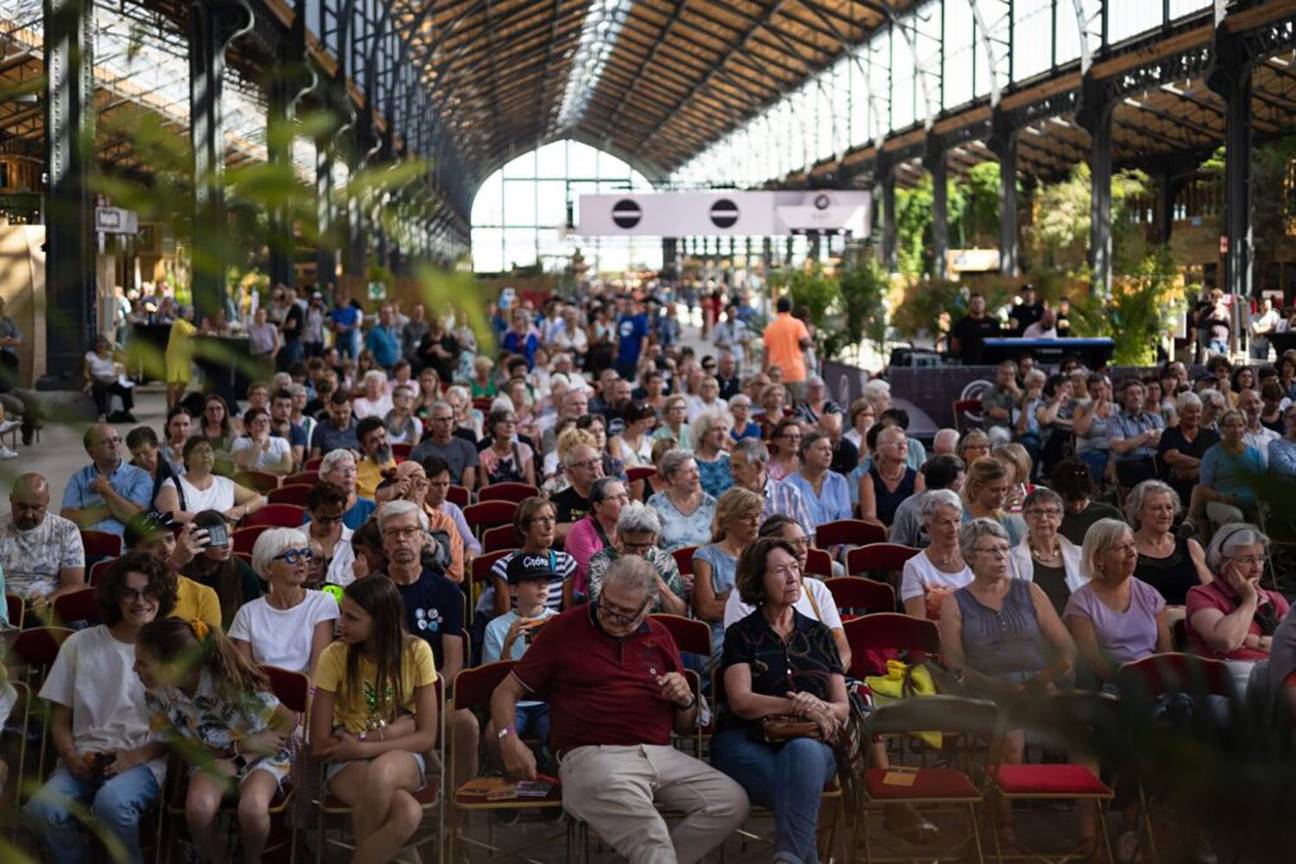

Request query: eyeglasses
[
  {"left": 599, "top": 597, "right": 649, "bottom": 625},
  {"left": 528, "top": 516, "right": 557, "bottom": 526},
  {"left": 1229, "top": 555, "right": 1267, "bottom": 567},
  {"left": 973, "top": 544, "right": 1011, "bottom": 557},
  {"left": 382, "top": 526, "right": 422, "bottom": 540},
  {"left": 1025, "top": 508, "right": 1062, "bottom": 518},
  {"left": 274, "top": 548, "right": 314, "bottom": 564},
  {"left": 313, "top": 513, "right": 344, "bottom": 525}
]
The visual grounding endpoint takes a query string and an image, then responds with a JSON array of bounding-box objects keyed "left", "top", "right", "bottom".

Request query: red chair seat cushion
[
  {"left": 864, "top": 767, "right": 980, "bottom": 801},
  {"left": 988, "top": 764, "right": 1111, "bottom": 796}
]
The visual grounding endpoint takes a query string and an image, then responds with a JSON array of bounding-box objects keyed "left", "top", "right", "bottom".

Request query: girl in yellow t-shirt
[{"left": 310, "top": 577, "right": 439, "bottom": 861}]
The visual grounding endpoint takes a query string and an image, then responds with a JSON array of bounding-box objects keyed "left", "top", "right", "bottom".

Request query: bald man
[{"left": 0, "top": 473, "right": 86, "bottom": 613}]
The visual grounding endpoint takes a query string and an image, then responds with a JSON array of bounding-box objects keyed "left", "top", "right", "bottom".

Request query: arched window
[{"left": 470, "top": 139, "right": 661, "bottom": 274}]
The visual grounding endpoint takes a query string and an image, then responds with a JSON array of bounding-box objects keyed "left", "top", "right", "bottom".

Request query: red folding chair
[
  {"left": 842, "top": 612, "right": 941, "bottom": 679},
  {"left": 241, "top": 504, "right": 308, "bottom": 529},
  {"left": 268, "top": 484, "right": 313, "bottom": 506},
  {"left": 10, "top": 626, "right": 73, "bottom": 686},
  {"left": 469, "top": 549, "right": 514, "bottom": 610},
  {"left": 52, "top": 587, "right": 100, "bottom": 627},
  {"left": 477, "top": 482, "right": 540, "bottom": 504},
  {"left": 234, "top": 470, "right": 280, "bottom": 494},
  {"left": 805, "top": 547, "right": 834, "bottom": 578},
  {"left": 391, "top": 443, "right": 413, "bottom": 460},
  {"left": 89, "top": 558, "right": 116, "bottom": 586},
  {"left": 80, "top": 530, "right": 122, "bottom": 560},
  {"left": 285, "top": 471, "right": 319, "bottom": 487},
  {"left": 1116, "top": 652, "right": 1236, "bottom": 701},
  {"left": 845, "top": 543, "right": 920, "bottom": 577},
  {"left": 464, "top": 500, "right": 519, "bottom": 536},
  {"left": 233, "top": 525, "right": 270, "bottom": 555},
  {"left": 823, "top": 577, "right": 896, "bottom": 618},
  {"left": 649, "top": 613, "right": 711, "bottom": 656},
  {"left": 815, "top": 519, "right": 886, "bottom": 549},
  {"left": 626, "top": 466, "right": 656, "bottom": 484},
  {"left": 482, "top": 524, "right": 523, "bottom": 553},
  {"left": 5, "top": 592, "right": 23, "bottom": 630},
  {"left": 304, "top": 458, "right": 323, "bottom": 471},
  {"left": 952, "top": 398, "right": 984, "bottom": 434},
  {"left": 447, "top": 485, "right": 471, "bottom": 507},
  {"left": 671, "top": 545, "right": 699, "bottom": 578}
]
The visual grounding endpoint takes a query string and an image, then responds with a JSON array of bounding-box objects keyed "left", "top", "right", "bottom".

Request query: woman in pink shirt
[{"left": 564, "top": 477, "right": 630, "bottom": 589}]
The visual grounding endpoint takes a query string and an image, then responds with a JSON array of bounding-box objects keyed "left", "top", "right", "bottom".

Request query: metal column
[
  {"left": 189, "top": 0, "right": 253, "bottom": 320},
  {"left": 42, "top": 0, "right": 95, "bottom": 386},
  {"left": 1077, "top": 76, "right": 1113, "bottom": 298},
  {"left": 878, "top": 157, "right": 897, "bottom": 273},
  {"left": 924, "top": 138, "right": 948, "bottom": 281},
  {"left": 1155, "top": 172, "right": 1178, "bottom": 245},
  {"left": 989, "top": 110, "right": 1019, "bottom": 276},
  {"left": 662, "top": 238, "right": 678, "bottom": 279},
  {"left": 1208, "top": 28, "right": 1253, "bottom": 298},
  {"left": 266, "top": 75, "right": 294, "bottom": 288}
]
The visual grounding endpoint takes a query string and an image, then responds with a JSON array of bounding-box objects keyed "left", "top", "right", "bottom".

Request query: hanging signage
[
  {"left": 576, "top": 190, "right": 871, "bottom": 238},
  {"left": 95, "top": 206, "right": 139, "bottom": 235}
]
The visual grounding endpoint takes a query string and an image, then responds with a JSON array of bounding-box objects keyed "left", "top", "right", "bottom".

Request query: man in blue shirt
[
  {"left": 616, "top": 298, "right": 649, "bottom": 379},
  {"left": 364, "top": 303, "right": 401, "bottom": 370},
  {"left": 60, "top": 423, "right": 152, "bottom": 537},
  {"left": 329, "top": 288, "right": 363, "bottom": 359}
]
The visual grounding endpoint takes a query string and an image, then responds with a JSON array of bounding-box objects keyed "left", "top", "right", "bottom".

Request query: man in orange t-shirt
[{"left": 762, "top": 296, "right": 813, "bottom": 400}]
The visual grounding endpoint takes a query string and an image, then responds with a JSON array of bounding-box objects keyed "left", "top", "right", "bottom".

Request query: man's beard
[{"left": 373, "top": 446, "right": 393, "bottom": 464}]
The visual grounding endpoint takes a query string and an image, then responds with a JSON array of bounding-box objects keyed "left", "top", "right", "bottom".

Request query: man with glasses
[
  {"left": 0, "top": 473, "right": 86, "bottom": 615},
  {"left": 410, "top": 400, "right": 478, "bottom": 489},
  {"left": 61, "top": 423, "right": 152, "bottom": 538},
  {"left": 729, "top": 438, "right": 814, "bottom": 536},
  {"left": 491, "top": 556, "right": 748, "bottom": 862},
  {"left": 552, "top": 443, "right": 603, "bottom": 542},
  {"left": 379, "top": 499, "right": 464, "bottom": 680},
  {"left": 377, "top": 460, "right": 464, "bottom": 584}
]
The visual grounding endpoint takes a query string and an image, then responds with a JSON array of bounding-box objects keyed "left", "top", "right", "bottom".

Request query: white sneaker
[
  {"left": 0, "top": 446, "right": 18, "bottom": 460},
  {"left": 0, "top": 420, "right": 19, "bottom": 434}
]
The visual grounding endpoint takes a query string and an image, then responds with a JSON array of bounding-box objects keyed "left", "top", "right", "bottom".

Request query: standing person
[
  {"left": 164, "top": 305, "right": 198, "bottom": 411},
  {"left": 1250, "top": 295, "right": 1280, "bottom": 361},
  {"left": 60, "top": 423, "right": 152, "bottom": 537},
  {"left": 303, "top": 291, "right": 327, "bottom": 358},
  {"left": 417, "top": 314, "right": 459, "bottom": 385},
  {"left": 330, "top": 288, "right": 363, "bottom": 359},
  {"left": 247, "top": 308, "right": 281, "bottom": 380},
  {"left": 22, "top": 554, "right": 175, "bottom": 863},
  {"left": 365, "top": 304, "right": 402, "bottom": 372},
  {"left": 762, "top": 296, "right": 813, "bottom": 402},
  {"left": 1008, "top": 284, "right": 1044, "bottom": 336},
  {"left": 948, "top": 292, "right": 1001, "bottom": 365},
  {"left": 401, "top": 303, "right": 429, "bottom": 365},
  {"left": 615, "top": 298, "right": 650, "bottom": 380},
  {"left": 135, "top": 618, "right": 296, "bottom": 864},
  {"left": 490, "top": 556, "right": 750, "bottom": 863},
  {"left": 310, "top": 577, "right": 440, "bottom": 863},
  {"left": 83, "top": 336, "right": 136, "bottom": 423},
  {"left": 278, "top": 286, "right": 304, "bottom": 371}
]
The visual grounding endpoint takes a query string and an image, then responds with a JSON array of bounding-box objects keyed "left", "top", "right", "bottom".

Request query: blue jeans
[
  {"left": 24, "top": 763, "right": 161, "bottom": 863},
  {"left": 711, "top": 729, "right": 836, "bottom": 864},
  {"left": 1078, "top": 448, "right": 1109, "bottom": 484},
  {"left": 515, "top": 702, "right": 550, "bottom": 744}
]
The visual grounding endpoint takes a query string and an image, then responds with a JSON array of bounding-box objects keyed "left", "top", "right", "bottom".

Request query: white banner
[{"left": 576, "top": 190, "right": 870, "bottom": 238}]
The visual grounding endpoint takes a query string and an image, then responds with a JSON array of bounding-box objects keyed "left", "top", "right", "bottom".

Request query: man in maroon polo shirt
[{"left": 491, "top": 556, "right": 748, "bottom": 862}]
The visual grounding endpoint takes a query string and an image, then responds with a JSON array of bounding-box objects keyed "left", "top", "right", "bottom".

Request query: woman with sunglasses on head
[
  {"left": 135, "top": 618, "right": 296, "bottom": 864},
  {"left": 311, "top": 577, "right": 439, "bottom": 863},
  {"left": 229, "top": 528, "right": 338, "bottom": 678}
]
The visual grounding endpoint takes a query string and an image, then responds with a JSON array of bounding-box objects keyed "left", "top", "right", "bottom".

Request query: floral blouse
[
  {"left": 146, "top": 669, "right": 292, "bottom": 783},
  {"left": 647, "top": 490, "right": 716, "bottom": 552}
]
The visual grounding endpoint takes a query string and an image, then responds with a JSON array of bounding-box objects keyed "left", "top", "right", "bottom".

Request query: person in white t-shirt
[
  {"left": 900, "top": 490, "right": 973, "bottom": 620},
  {"left": 23, "top": 553, "right": 174, "bottom": 862},
  {"left": 229, "top": 528, "right": 338, "bottom": 676},
  {"left": 230, "top": 407, "right": 293, "bottom": 475}
]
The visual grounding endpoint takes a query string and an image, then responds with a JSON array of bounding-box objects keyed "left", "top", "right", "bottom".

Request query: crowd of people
[{"left": 0, "top": 277, "right": 1294, "bottom": 864}]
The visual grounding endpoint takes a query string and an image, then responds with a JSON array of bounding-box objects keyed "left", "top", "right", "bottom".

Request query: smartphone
[{"left": 205, "top": 522, "right": 230, "bottom": 548}]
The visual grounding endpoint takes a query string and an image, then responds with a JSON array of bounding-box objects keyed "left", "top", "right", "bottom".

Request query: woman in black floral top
[{"left": 711, "top": 537, "right": 847, "bottom": 864}]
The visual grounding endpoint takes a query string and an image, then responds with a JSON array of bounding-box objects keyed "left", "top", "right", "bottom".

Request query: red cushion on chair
[
  {"left": 864, "top": 767, "right": 980, "bottom": 801},
  {"left": 988, "top": 764, "right": 1111, "bottom": 796}
]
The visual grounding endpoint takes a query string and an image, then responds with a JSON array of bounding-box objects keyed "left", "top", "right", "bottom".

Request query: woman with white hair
[
  {"left": 1064, "top": 518, "right": 1171, "bottom": 683},
  {"left": 229, "top": 527, "right": 338, "bottom": 676},
  {"left": 1009, "top": 488, "right": 1085, "bottom": 615},
  {"left": 320, "top": 448, "right": 377, "bottom": 530},
  {"left": 353, "top": 369, "right": 393, "bottom": 420},
  {"left": 1187, "top": 523, "right": 1289, "bottom": 690},
  {"left": 795, "top": 375, "right": 837, "bottom": 425},
  {"left": 901, "top": 490, "right": 972, "bottom": 620},
  {"left": 728, "top": 394, "right": 760, "bottom": 441},
  {"left": 692, "top": 409, "right": 735, "bottom": 497},
  {"left": 647, "top": 449, "right": 716, "bottom": 551},
  {"left": 1158, "top": 390, "right": 1217, "bottom": 504},
  {"left": 686, "top": 375, "right": 724, "bottom": 423},
  {"left": 1129, "top": 480, "right": 1211, "bottom": 623}
]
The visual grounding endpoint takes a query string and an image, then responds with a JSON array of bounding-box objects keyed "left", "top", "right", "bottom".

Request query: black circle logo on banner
[
  {"left": 710, "top": 198, "right": 739, "bottom": 229},
  {"left": 612, "top": 199, "right": 641, "bottom": 229},
  {"left": 814, "top": 193, "right": 831, "bottom": 211}
]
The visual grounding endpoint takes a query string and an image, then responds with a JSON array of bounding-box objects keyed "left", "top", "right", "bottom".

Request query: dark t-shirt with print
[
  {"left": 394, "top": 568, "right": 464, "bottom": 669},
  {"left": 551, "top": 486, "right": 591, "bottom": 524}
]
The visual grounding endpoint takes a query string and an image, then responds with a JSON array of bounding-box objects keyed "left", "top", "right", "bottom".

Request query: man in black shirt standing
[
  {"left": 949, "top": 292, "right": 1001, "bottom": 365},
  {"left": 1008, "top": 284, "right": 1044, "bottom": 337},
  {"left": 278, "top": 286, "right": 305, "bottom": 371}
]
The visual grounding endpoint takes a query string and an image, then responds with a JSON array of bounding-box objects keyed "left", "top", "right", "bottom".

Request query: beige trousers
[{"left": 559, "top": 743, "right": 749, "bottom": 864}]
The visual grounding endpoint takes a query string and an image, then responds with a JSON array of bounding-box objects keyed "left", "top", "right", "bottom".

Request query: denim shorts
[{"left": 324, "top": 750, "right": 427, "bottom": 792}]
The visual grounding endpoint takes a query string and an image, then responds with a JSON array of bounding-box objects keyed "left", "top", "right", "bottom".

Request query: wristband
[{"left": 676, "top": 694, "right": 697, "bottom": 711}]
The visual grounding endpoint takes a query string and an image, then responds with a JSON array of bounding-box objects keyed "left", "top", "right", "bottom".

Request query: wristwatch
[{"left": 497, "top": 726, "right": 516, "bottom": 740}]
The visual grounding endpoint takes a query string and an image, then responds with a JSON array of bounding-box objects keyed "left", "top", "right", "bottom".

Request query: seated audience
[
  {"left": 353, "top": 416, "right": 397, "bottom": 499},
  {"left": 1268, "top": 401, "right": 1296, "bottom": 476},
  {"left": 61, "top": 422, "right": 152, "bottom": 537},
  {"left": 320, "top": 448, "right": 377, "bottom": 531},
  {"left": 1064, "top": 518, "right": 1172, "bottom": 684},
  {"left": 785, "top": 430, "right": 852, "bottom": 526},
  {"left": 306, "top": 480, "right": 358, "bottom": 587},
  {"left": 890, "top": 455, "right": 965, "bottom": 548},
  {"left": 1239, "top": 387, "right": 1279, "bottom": 464},
  {"left": 647, "top": 449, "right": 717, "bottom": 552},
  {"left": 155, "top": 437, "right": 267, "bottom": 525},
  {"left": 135, "top": 618, "right": 295, "bottom": 863},
  {"left": 1073, "top": 374, "right": 1114, "bottom": 483},
  {"left": 125, "top": 512, "right": 223, "bottom": 631},
  {"left": 566, "top": 476, "right": 629, "bottom": 588},
  {"left": 353, "top": 369, "right": 394, "bottom": 420},
  {"left": 728, "top": 394, "right": 760, "bottom": 441},
  {"left": 481, "top": 497, "right": 575, "bottom": 620},
  {"left": 859, "top": 424, "right": 922, "bottom": 527},
  {"left": 901, "top": 490, "right": 972, "bottom": 620},
  {"left": 422, "top": 454, "right": 481, "bottom": 558},
  {"left": 479, "top": 409, "right": 537, "bottom": 487},
  {"left": 1199, "top": 409, "right": 1264, "bottom": 527},
  {"left": 552, "top": 441, "right": 603, "bottom": 540},
  {"left": 229, "top": 528, "right": 338, "bottom": 675},
  {"left": 729, "top": 437, "right": 814, "bottom": 536},
  {"left": 385, "top": 384, "right": 422, "bottom": 446},
  {"left": 581, "top": 503, "right": 687, "bottom": 613},
  {"left": 694, "top": 487, "right": 765, "bottom": 657},
  {"left": 1187, "top": 523, "right": 1288, "bottom": 691},
  {"left": 1051, "top": 458, "right": 1123, "bottom": 545},
  {"left": 490, "top": 556, "right": 749, "bottom": 862},
  {"left": 23, "top": 554, "right": 174, "bottom": 862},
  {"left": 1158, "top": 391, "right": 1217, "bottom": 503},
  {"left": 992, "top": 442, "right": 1036, "bottom": 512},
  {"left": 309, "top": 391, "right": 359, "bottom": 459},
  {"left": 311, "top": 577, "right": 439, "bottom": 862},
  {"left": 126, "top": 425, "right": 182, "bottom": 508},
  {"left": 230, "top": 407, "right": 294, "bottom": 475},
  {"left": 1009, "top": 488, "right": 1084, "bottom": 615},
  {"left": 410, "top": 400, "right": 479, "bottom": 489},
  {"left": 712, "top": 536, "right": 847, "bottom": 864},
  {"left": 766, "top": 417, "right": 802, "bottom": 482},
  {"left": 960, "top": 457, "right": 1027, "bottom": 546},
  {"left": 692, "top": 408, "right": 735, "bottom": 497},
  {"left": 0, "top": 472, "right": 85, "bottom": 614},
  {"left": 1127, "top": 480, "right": 1211, "bottom": 625},
  {"left": 956, "top": 428, "right": 992, "bottom": 467},
  {"left": 1109, "top": 378, "right": 1164, "bottom": 488},
  {"left": 652, "top": 394, "right": 692, "bottom": 450}
]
